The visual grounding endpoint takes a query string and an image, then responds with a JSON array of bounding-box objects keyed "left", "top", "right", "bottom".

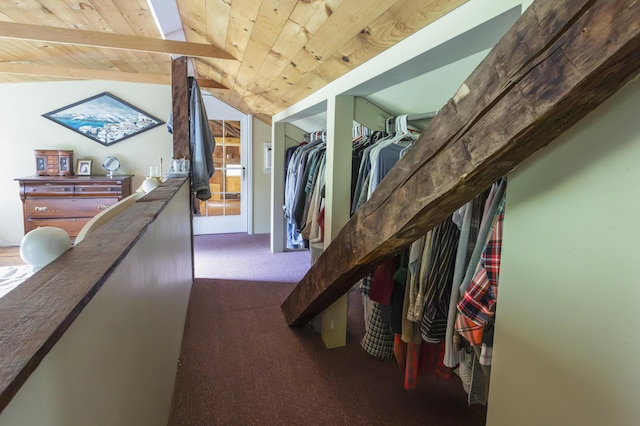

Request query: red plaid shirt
[{"left": 456, "top": 197, "right": 505, "bottom": 342}]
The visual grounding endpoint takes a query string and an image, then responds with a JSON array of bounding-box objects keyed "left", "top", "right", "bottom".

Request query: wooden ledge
[{"left": 0, "top": 177, "right": 188, "bottom": 413}]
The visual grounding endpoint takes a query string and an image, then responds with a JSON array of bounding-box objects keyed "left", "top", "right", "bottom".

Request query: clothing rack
[
  {"left": 406, "top": 110, "right": 438, "bottom": 121},
  {"left": 381, "top": 111, "right": 437, "bottom": 134},
  {"left": 304, "top": 130, "right": 326, "bottom": 142}
]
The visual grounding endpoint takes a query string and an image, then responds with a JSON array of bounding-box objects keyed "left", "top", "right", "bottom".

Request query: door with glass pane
[{"left": 192, "top": 119, "right": 248, "bottom": 234}]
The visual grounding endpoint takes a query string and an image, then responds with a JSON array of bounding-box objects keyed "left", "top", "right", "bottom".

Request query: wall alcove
[{"left": 269, "top": 1, "right": 525, "bottom": 348}]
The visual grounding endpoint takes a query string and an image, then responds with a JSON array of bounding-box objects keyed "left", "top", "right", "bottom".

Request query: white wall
[
  {"left": 0, "top": 181, "right": 193, "bottom": 426},
  {"left": 0, "top": 81, "right": 272, "bottom": 242},
  {"left": 0, "top": 80, "right": 174, "bottom": 246},
  {"left": 251, "top": 117, "right": 272, "bottom": 234},
  {"left": 487, "top": 76, "right": 640, "bottom": 425}
]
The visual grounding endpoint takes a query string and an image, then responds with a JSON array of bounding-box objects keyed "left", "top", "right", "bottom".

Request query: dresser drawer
[
  {"left": 25, "top": 198, "right": 118, "bottom": 219},
  {"left": 75, "top": 183, "right": 123, "bottom": 197},
  {"left": 22, "top": 182, "right": 74, "bottom": 197},
  {"left": 16, "top": 175, "right": 133, "bottom": 239},
  {"left": 25, "top": 218, "right": 89, "bottom": 238}
]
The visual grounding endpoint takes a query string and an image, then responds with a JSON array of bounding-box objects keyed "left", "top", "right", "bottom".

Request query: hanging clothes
[
  {"left": 341, "top": 110, "right": 507, "bottom": 405},
  {"left": 361, "top": 252, "right": 402, "bottom": 361},
  {"left": 284, "top": 135, "right": 324, "bottom": 249},
  {"left": 419, "top": 218, "right": 460, "bottom": 343},
  {"left": 455, "top": 186, "right": 506, "bottom": 351},
  {"left": 302, "top": 152, "right": 326, "bottom": 242},
  {"left": 297, "top": 146, "right": 325, "bottom": 233},
  {"left": 446, "top": 178, "right": 507, "bottom": 406},
  {"left": 443, "top": 191, "right": 487, "bottom": 368},
  {"left": 351, "top": 116, "right": 418, "bottom": 214},
  {"left": 289, "top": 141, "right": 322, "bottom": 228},
  {"left": 405, "top": 234, "right": 429, "bottom": 323},
  {"left": 398, "top": 266, "right": 423, "bottom": 389},
  {"left": 386, "top": 179, "right": 505, "bottom": 401},
  {"left": 361, "top": 300, "right": 395, "bottom": 360},
  {"left": 368, "top": 141, "right": 411, "bottom": 199}
]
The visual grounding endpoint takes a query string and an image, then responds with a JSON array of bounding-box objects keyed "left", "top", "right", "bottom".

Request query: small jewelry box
[{"left": 35, "top": 149, "right": 74, "bottom": 176}]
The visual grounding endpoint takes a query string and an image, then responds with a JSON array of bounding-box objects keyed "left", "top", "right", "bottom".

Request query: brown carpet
[{"left": 168, "top": 234, "right": 487, "bottom": 425}]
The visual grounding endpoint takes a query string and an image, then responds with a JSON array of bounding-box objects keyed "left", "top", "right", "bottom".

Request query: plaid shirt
[
  {"left": 361, "top": 300, "right": 394, "bottom": 360},
  {"left": 456, "top": 196, "right": 505, "bottom": 343}
]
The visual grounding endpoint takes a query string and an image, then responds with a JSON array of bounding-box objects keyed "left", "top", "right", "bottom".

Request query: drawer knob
[
  {"left": 98, "top": 205, "right": 109, "bottom": 210},
  {"left": 34, "top": 206, "right": 48, "bottom": 212}
]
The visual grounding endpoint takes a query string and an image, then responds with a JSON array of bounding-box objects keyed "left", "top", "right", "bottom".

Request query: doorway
[
  {"left": 193, "top": 103, "right": 252, "bottom": 234},
  {"left": 204, "top": 120, "right": 242, "bottom": 215}
]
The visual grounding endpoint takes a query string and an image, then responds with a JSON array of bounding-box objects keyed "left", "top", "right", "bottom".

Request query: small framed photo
[
  {"left": 60, "top": 156, "right": 69, "bottom": 172},
  {"left": 76, "top": 159, "right": 92, "bottom": 176}
]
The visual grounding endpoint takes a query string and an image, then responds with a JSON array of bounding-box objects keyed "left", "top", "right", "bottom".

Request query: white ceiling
[{"left": 366, "top": 49, "right": 490, "bottom": 119}]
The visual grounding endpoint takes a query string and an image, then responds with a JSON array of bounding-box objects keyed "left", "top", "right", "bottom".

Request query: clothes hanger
[
  {"left": 391, "top": 115, "right": 418, "bottom": 145},
  {"left": 385, "top": 116, "right": 394, "bottom": 135},
  {"left": 352, "top": 123, "right": 371, "bottom": 146}
]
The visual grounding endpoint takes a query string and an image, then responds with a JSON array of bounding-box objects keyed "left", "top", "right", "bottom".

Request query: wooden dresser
[{"left": 15, "top": 175, "right": 133, "bottom": 240}]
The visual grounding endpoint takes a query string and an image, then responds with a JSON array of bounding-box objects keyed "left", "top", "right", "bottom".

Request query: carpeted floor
[
  {"left": 168, "top": 233, "right": 487, "bottom": 425},
  {"left": 193, "top": 233, "right": 311, "bottom": 282}
]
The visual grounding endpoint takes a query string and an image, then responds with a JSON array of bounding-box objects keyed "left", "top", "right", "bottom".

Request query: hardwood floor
[
  {"left": 0, "top": 246, "right": 25, "bottom": 267},
  {"left": 197, "top": 199, "right": 241, "bottom": 216}
]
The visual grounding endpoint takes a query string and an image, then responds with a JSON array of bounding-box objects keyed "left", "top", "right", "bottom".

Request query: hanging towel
[{"left": 188, "top": 77, "right": 216, "bottom": 200}]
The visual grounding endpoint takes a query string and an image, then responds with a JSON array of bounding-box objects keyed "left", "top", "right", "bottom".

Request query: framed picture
[
  {"left": 42, "top": 92, "right": 165, "bottom": 146},
  {"left": 36, "top": 156, "right": 46, "bottom": 173},
  {"left": 76, "top": 159, "right": 92, "bottom": 176},
  {"left": 60, "top": 156, "right": 70, "bottom": 173}
]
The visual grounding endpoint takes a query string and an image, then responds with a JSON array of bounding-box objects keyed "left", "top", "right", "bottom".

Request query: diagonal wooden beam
[
  {"left": 282, "top": 0, "right": 640, "bottom": 325},
  {"left": 0, "top": 62, "right": 228, "bottom": 89},
  {"left": 0, "top": 21, "right": 236, "bottom": 60}
]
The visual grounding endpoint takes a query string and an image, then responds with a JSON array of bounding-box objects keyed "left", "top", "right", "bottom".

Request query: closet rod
[{"left": 407, "top": 110, "right": 437, "bottom": 121}]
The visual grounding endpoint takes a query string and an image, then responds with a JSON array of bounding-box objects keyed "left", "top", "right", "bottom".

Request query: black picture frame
[
  {"left": 36, "top": 157, "right": 46, "bottom": 172},
  {"left": 60, "top": 156, "right": 69, "bottom": 172},
  {"left": 42, "top": 92, "right": 165, "bottom": 146}
]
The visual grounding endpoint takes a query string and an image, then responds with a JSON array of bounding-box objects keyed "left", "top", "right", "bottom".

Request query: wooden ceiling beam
[
  {"left": 0, "top": 21, "right": 236, "bottom": 60},
  {"left": 0, "top": 62, "right": 228, "bottom": 89},
  {"left": 0, "top": 62, "right": 168, "bottom": 84},
  {"left": 281, "top": 0, "right": 640, "bottom": 325},
  {"left": 194, "top": 78, "right": 228, "bottom": 90}
]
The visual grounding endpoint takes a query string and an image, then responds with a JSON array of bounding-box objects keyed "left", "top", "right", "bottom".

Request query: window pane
[{"left": 195, "top": 119, "right": 242, "bottom": 217}]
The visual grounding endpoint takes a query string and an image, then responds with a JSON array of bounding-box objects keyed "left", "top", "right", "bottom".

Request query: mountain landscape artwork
[{"left": 42, "top": 92, "right": 165, "bottom": 146}]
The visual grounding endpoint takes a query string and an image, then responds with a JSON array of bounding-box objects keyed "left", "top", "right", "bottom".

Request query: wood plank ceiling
[{"left": 0, "top": 0, "right": 466, "bottom": 124}]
